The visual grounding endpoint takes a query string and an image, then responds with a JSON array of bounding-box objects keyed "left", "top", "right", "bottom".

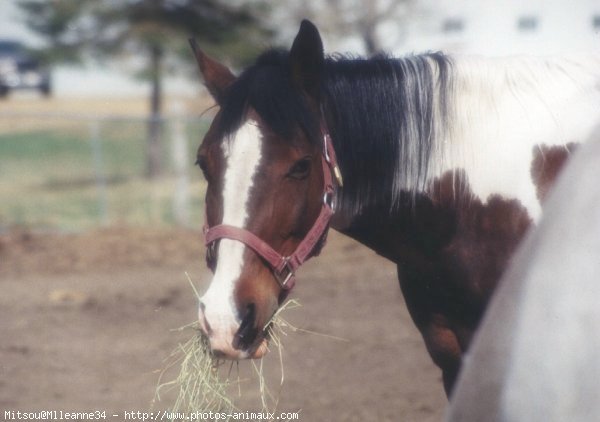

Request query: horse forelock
[{"left": 217, "top": 48, "right": 319, "bottom": 145}]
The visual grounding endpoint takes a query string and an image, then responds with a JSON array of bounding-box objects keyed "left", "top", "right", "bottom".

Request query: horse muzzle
[{"left": 198, "top": 301, "right": 270, "bottom": 360}]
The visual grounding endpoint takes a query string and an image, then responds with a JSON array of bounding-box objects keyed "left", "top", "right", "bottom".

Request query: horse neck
[{"left": 327, "top": 53, "right": 600, "bottom": 257}]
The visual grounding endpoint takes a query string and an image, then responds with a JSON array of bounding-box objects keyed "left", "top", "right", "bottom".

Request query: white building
[{"left": 404, "top": 0, "right": 600, "bottom": 56}]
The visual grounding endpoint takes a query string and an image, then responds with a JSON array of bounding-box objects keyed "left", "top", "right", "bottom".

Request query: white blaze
[{"left": 200, "top": 120, "right": 263, "bottom": 350}]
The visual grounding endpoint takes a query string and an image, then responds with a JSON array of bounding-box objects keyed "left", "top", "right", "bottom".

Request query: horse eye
[{"left": 287, "top": 157, "right": 312, "bottom": 179}]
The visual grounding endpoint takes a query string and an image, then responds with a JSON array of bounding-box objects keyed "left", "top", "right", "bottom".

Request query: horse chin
[
  {"left": 249, "top": 337, "right": 269, "bottom": 359},
  {"left": 231, "top": 337, "right": 269, "bottom": 360},
  {"left": 216, "top": 336, "right": 269, "bottom": 360}
]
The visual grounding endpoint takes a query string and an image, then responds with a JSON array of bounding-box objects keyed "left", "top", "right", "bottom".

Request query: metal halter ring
[
  {"left": 323, "top": 190, "right": 336, "bottom": 211},
  {"left": 274, "top": 257, "right": 294, "bottom": 288}
]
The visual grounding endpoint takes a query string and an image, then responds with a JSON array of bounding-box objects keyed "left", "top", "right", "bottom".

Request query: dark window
[
  {"left": 442, "top": 18, "right": 465, "bottom": 33},
  {"left": 517, "top": 16, "right": 538, "bottom": 31},
  {"left": 0, "top": 41, "right": 22, "bottom": 57},
  {"left": 592, "top": 15, "right": 600, "bottom": 30}
]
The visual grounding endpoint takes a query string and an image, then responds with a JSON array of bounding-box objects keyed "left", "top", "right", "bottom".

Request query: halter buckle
[
  {"left": 333, "top": 165, "right": 344, "bottom": 187},
  {"left": 275, "top": 257, "right": 294, "bottom": 288}
]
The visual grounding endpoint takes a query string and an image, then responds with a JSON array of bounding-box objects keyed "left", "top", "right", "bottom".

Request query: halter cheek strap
[{"left": 203, "top": 125, "right": 342, "bottom": 290}]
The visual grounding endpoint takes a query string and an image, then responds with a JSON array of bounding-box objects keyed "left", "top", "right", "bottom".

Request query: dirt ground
[{"left": 0, "top": 227, "right": 446, "bottom": 421}]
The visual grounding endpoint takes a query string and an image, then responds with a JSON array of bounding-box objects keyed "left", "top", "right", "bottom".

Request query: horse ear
[
  {"left": 289, "top": 20, "right": 324, "bottom": 100},
  {"left": 189, "top": 39, "right": 235, "bottom": 104}
]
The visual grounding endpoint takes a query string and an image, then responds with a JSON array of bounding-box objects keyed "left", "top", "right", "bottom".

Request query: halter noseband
[{"left": 203, "top": 121, "right": 343, "bottom": 291}]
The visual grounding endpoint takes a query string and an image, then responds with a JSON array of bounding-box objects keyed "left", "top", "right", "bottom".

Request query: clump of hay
[
  {"left": 154, "top": 273, "right": 302, "bottom": 421},
  {"left": 253, "top": 299, "right": 302, "bottom": 412},
  {"left": 155, "top": 323, "right": 236, "bottom": 420}
]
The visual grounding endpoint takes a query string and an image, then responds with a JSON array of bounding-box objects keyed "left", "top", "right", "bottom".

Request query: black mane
[
  {"left": 218, "top": 48, "right": 453, "bottom": 216},
  {"left": 324, "top": 53, "right": 452, "bottom": 215}
]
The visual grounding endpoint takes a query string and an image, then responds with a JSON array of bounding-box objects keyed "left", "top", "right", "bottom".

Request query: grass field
[{"left": 0, "top": 96, "right": 212, "bottom": 231}]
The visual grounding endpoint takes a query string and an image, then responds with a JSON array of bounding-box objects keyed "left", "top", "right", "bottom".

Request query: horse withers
[{"left": 190, "top": 20, "right": 600, "bottom": 395}]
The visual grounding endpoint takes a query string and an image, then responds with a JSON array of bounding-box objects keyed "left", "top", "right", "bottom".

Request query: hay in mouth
[{"left": 154, "top": 298, "right": 302, "bottom": 421}]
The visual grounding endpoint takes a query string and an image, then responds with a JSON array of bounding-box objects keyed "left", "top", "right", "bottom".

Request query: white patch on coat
[{"left": 437, "top": 54, "right": 600, "bottom": 220}]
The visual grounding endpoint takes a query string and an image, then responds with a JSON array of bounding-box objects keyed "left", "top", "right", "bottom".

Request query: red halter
[{"left": 203, "top": 123, "right": 343, "bottom": 290}]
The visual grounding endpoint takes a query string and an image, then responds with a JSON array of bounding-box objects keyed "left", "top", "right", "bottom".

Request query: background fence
[{"left": 0, "top": 109, "right": 210, "bottom": 232}]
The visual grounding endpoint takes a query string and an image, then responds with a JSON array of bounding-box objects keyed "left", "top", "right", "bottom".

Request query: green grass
[{"left": 0, "top": 118, "right": 210, "bottom": 231}]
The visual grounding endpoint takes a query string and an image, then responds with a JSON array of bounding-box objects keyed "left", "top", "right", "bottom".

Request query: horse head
[{"left": 191, "top": 21, "right": 337, "bottom": 359}]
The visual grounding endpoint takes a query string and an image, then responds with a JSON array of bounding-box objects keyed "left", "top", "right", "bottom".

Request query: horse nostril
[
  {"left": 233, "top": 303, "right": 258, "bottom": 350},
  {"left": 198, "top": 301, "right": 212, "bottom": 335}
]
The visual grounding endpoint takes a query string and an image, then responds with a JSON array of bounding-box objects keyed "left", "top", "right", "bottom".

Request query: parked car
[{"left": 0, "top": 40, "right": 51, "bottom": 97}]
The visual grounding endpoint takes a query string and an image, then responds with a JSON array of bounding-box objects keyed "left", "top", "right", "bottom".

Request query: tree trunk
[
  {"left": 146, "top": 43, "right": 163, "bottom": 179},
  {"left": 361, "top": 2, "right": 381, "bottom": 56},
  {"left": 363, "top": 25, "right": 380, "bottom": 56}
]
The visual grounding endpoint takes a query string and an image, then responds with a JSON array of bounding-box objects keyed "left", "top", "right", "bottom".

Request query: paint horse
[
  {"left": 447, "top": 131, "right": 600, "bottom": 420},
  {"left": 191, "top": 20, "right": 600, "bottom": 395}
]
